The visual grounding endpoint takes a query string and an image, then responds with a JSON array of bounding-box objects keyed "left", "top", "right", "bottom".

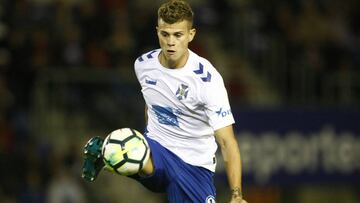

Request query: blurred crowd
[
  {"left": 222, "top": 0, "right": 360, "bottom": 105},
  {"left": 235, "top": 0, "right": 360, "bottom": 72},
  {"left": 0, "top": 0, "right": 359, "bottom": 202}
]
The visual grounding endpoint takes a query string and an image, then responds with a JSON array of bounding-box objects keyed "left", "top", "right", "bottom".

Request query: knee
[{"left": 139, "top": 155, "right": 154, "bottom": 176}]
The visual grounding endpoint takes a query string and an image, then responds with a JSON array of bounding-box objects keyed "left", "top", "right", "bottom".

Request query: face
[{"left": 157, "top": 18, "right": 196, "bottom": 68}]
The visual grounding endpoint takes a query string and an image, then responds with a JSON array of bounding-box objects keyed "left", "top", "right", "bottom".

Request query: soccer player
[{"left": 82, "top": 1, "right": 247, "bottom": 203}]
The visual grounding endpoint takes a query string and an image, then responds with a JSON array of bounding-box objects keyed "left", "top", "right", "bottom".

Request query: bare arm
[{"left": 215, "top": 125, "right": 247, "bottom": 203}]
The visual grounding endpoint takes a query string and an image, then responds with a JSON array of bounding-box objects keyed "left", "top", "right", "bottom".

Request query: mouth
[{"left": 166, "top": 50, "right": 176, "bottom": 55}]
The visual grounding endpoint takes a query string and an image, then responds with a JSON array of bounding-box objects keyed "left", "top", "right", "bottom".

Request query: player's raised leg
[
  {"left": 81, "top": 128, "right": 155, "bottom": 181},
  {"left": 139, "top": 156, "right": 154, "bottom": 176}
]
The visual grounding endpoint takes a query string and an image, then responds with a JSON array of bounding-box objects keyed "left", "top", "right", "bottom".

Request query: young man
[{"left": 82, "top": 1, "right": 247, "bottom": 203}]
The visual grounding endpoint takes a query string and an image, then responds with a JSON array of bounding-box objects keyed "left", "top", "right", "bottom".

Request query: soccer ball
[{"left": 101, "top": 128, "right": 150, "bottom": 176}]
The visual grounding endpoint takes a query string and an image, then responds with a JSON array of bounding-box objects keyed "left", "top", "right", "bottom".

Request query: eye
[
  {"left": 161, "top": 32, "right": 169, "bottom": 37},
  {"left": 175, "top": 33, "right": 183, "bottom": 38}
]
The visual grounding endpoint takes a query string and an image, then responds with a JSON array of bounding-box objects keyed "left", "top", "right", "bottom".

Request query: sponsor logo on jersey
[
  {"left": 176, "top": 84, "right": 189, "bottom": 100},
  {"left": 152, "top": 105, "right": 179, "bottom": 127},
  {"left": 145, "top": 77, "right": 157, "bottom": 85},
  {"left": 216, "top": 107, "right": 232, "bottom": 118},
  {"left": 206, "top": 195, "right": 216, "bottom": 203}
]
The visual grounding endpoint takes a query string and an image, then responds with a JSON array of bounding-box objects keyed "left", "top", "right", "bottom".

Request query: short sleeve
[{"left": 203, "top": 71, "right": 235, "bottom": 130}]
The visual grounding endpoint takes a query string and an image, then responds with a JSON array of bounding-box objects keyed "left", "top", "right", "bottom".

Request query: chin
[{"left": 166, "top": 55, "right": 178, "bottom": 61}]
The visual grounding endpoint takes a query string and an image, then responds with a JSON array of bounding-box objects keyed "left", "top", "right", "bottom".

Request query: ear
[{"left": 188, "top": 28, "right": 196, "bottom": 42}]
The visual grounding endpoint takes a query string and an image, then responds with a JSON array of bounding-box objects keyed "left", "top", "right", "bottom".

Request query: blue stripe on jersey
[
  {"left": 193, "top": 63, "right": 212, "bottom": 82},
  {"left": 201, "top": 72, "right": 212, "bottom": 82},
  {"left": 146, "top": 50, "right": 157, "bottom": 59},
  {"left": 137, "top": 50, "right": 157, "bottom": 62},
  {"left": 194, "top": 62, "right": 204, "bottom": 74}
]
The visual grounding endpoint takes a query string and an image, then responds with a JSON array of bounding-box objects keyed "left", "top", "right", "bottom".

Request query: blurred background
[{"left": 0, "top": 0, "right": 359, "bottom": 202}]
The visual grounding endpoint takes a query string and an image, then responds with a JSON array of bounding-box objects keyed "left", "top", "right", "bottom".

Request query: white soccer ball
[{"left": 101, "top": 128, "right": 150, "bottom": 176}]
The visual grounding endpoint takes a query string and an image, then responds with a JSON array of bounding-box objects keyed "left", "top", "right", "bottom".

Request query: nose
[{"left": 167, "top": 35, "right": 175, "bottom": 46}]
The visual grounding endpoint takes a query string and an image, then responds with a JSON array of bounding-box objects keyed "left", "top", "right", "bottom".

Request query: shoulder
[
  {"left": 134, "top": 49, "right": 160, "bottom": 68},
  {"left": 134, "top": 49, "right": 160, "bottom": 80},
  {"left": 136, "top": 49, "right": 160, "bottom": 63},
  {"left": 189, "top": 50, "right": 223, "bottom": 84}
]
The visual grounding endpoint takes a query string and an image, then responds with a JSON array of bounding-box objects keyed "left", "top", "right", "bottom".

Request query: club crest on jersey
[
  {"left": 206, "top": 195, "right": 216, "bottom": 203},
  {"left": 176, "top": 84, "right": 189, "bottom": 100}
]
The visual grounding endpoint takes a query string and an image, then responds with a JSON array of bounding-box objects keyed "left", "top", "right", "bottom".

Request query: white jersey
[{"left": 134, "top": 49, "right": 235, "bottom": 172}]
